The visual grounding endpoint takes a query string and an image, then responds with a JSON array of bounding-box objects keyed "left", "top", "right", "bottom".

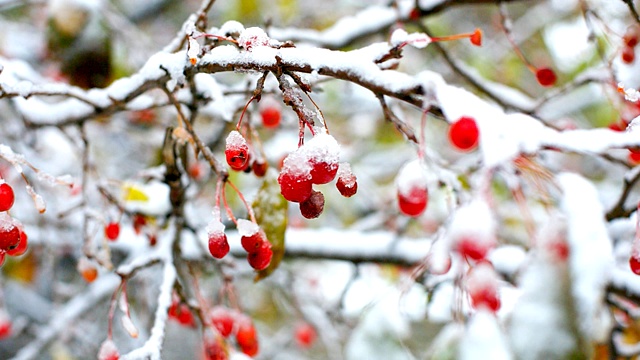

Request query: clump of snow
[
  {"left": 187, "top": 37, "right": 200, "bottom": 65},
  {"left": 121, "top": 315, "right": 139, "bottom": 338},
  {"left": 219, "top": 20, "right": 245, "bottom": 37},
  {"left": 390, "top": 28, "right": 409, "bottom": 47},
  {"left": 618, "top": 82, "right": 640, "bottom": 102},
  {"left": 396, "top": 159, "right": 428, "bottom": 197},
  {"left": 458, "top": 310, "right": 512, "bottom": 360},
  {"left": 25, "top": 185, "right": 46, "bottom": 213},
  {"left": 225, "top": 130, "right": 247, "bottom": 149},
  {"left": 121, "top": 181, "right": 171, "bottom": 216},
  {"left": 206, "top": 218, "right": 225, "bottom": 236},
  {"left": 303, "top": 132, "right": 340, "bottom": 165},
  {"left": 508, "top": 217, "right": 579, "bottom": 360},
  {"left": 557, "top": 172, "right": 614, "bottom": 341},
  {"left": 404, "top": 32, "right": 432, "bottom": 49},
  {"left": 237, "top": 219, "right": 259, "bottom": 237},
  {"left": 98, "top": 339, "right": 120, "bottom": 360},
  {"left": 336, "top": 162, "right": 356, "bottom": 186},
  {"left": 281, "top": 148, "right": 312, "bottom": 178},
  {"left": 238, "top": 27, "right": 270, "bottom": 51}
]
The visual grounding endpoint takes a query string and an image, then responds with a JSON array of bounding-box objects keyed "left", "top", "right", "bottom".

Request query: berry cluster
[
  {"left": 277, "top": 132, "right": 357, "bottom": 219},
  {"left": 168, "top": 296, "right": 196, "bottom": 327},
  {"left": 0, "top": 182, "right": 28, "bottom": 265},
  {"left": 622, "top": 25, "right": 640, "bottom": 64},
  {"left": 238, "top": 219, "right": 272, "bottom": 271},
  {"left": 204, "top": 306, "right": 260, "bottom": 358}
]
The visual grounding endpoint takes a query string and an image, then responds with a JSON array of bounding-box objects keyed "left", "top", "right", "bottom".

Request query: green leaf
[{"left": 252, "top": 169, "right": 288, "bottom": 281}]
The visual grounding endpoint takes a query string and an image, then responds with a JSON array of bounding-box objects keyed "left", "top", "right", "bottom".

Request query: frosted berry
[
  {"left": 396, "top": 159, "right": 429, "bottom": 217},
  {"left": 624, "top": 25, "right": 640, "bottom": 47},
  {"left": 0, "top": 224, "right": 20, "bottom": 251},
  {"left": 295, "top": 322, "right": 317, "bottom": 349},
  {"left": 247, "top": 242, "right": 273, "bottom": 271},
  {"left": 631, "top": 255, "right": 640, "bottom": 275},
  {"left": 299, "top": 190, "right": 325, "bottom": 219},
  {"left": 469, "top": 285, "right": 501, "bottom": 313},
  {"left": 7, "top": 230, "right": 27, "bottom": 256},
  {"left": 398, "top": 186, "right": 428, "bottom": 217},
  {"left": 236, "top": 316, "right": 259, "bottom": 356},
  {"left": 225, "top": 131, "right": 250, "bottom": 171},
  {"left": 104, "top": 222, "right": 120, "bottom": 241},
  {"left": 98, "top": 339, "right": 120, "bottom": 360},
  {"left": 0, "top": 183, "right": 15, "bottom": 212},
  {"left": 209, "top": 306, "right": 235, "bottom": 338},
  {"left": 305, "top": 133, "right": 340, "bottom": 185},
  {"left": 0, "top": 312, "right": 10, "bottom": 340},
  {"left": 466, "top": 263, "right": 501, "bottom": 313},
  {"left": 208, "top": 231, "right": 230, "bottom": 259},
  {"left": 456, "top": 236, "right": 491, "bottom": 261},
  {"left": 203, "top": 330, "right": 229, "bottom": 360},
  {"left": 448, "top": 116, "right": 479, "bottom": 151},
  {"left": 260, "top": 105, "right": 281, "bottom": 128},
  {"left": 622, "top": 46, "right": 636, "bottom": 64},
  {"left": 535, "top": 67, "right": 557, "bottom": 87},
  {"left": 336, "top": 163, "right": 357, "bottom": 197}
]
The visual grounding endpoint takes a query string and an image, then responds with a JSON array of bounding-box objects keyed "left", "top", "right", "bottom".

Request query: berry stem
[
  {"left": 221, "top": 184, "right": 238, "bottom": 226},
  {"left": 226, "top": 180, "right": 257, "bottom": 224},
  {"left": 193, "top": 33, "right": 239, "bottom": 45},
  {"left": 429, "top": 30, "right": 480, "bottom": 43},
  {"left": 236, "top": 95, "right": 257, "bottom": 132},
  {"left": 107, "top": 280, "right": 125, "bottom": 340}
]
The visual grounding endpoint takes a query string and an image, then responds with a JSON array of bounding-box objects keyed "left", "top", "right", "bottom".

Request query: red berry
[
  {"left": 535, "top": 67, "right": 557, "bottom": 87},
  {"left": 336, "top": 163, "right": 357, "bottom": 197},
  {"left": 624, "top": 26, "right": 640, "bottom": 48},
  {"left": 309, "top": 160, "right": 338, "bottom": 185},
  {"left": 408, "top": 7, "right": 421, "bottom": 21},
  {"left": 398, "top": 186, "right": 428, "bottom": 217},
  {"left": 105, "top": 222, "right": 120, "bottom": 241},
  {"left": 168, "top": 301, "right": 195, "bottom": 327},
  {"left": 78, "top": 259, "right": 99, "bottom": 283},
  {"left": 236, "top": 316, "right": 258, "bottom": 355},
  {"left": 209, "top": 306, "right": 235, "bottom": 338},
  {"left": 470, "top": 28, "right": 482, "bottom": 46},
  {"left": 466, "top": 263, "right": 501, "bottom": 313},
  {"left": 469, "top": 285, "right": 501, "bottom": 313},
  {"left": 0, "top": 183, "right": 15, "bottom": 212},
  {"left": 278, "top": 170, "right": 312, "bottom": 203},
  {"left": 631, "top": 255, "right": 640, "bottom": 275},
  {"left": 0, "top": 312, "right": 10, "bottom": 340},
  {"left": 299, "top": 190, "right": 325, "bottom": 219},
  {"left": 225, "top": 131, "right": 250, "bottom": 171},
  {"left": 0, "top": 223, "right": 20, "bottom": 252},
  {"left": 260, "top": 105, "right": 281, "bottom": 128},
  {"left": 7, "top": 230, "right": 27, "bottom": 256},
  {"left": 132, "top": 214, "right": 146, "bottom": 235},
  {"left": 448, "top": 116, "right": 479, "bottom": 151},
  {"left": 622, "top": 46, "right": 636, "bottom": 64},
  {"left": 0, "top": 252, "right": 5, "bottom": 267},
  {"left": 203, "top": 331, "right": 229, "bottom": 360},
  {"left": 456, "top": 236, "right": 490, "bottom": 261},
  {"left": 630, "top": 150, "right": 640, "bottom": 165},
  {"left": 295, "top": 322, "right": 316, "bottom": 349},
  {"left": 208, "top": 231, "right": 230, "bottom": 259},
  {"left": 252, "top": 159, "right": 268, "bottom": 177},
  {"left": 247, "top": 242, "right": 273, "bottom": 270}
]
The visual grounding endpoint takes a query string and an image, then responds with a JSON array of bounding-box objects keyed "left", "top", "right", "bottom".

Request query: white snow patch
[
  {"left": 396, "top": 159, "right": 428, "bottom": 197},
  {"left": 557, "top": 172, "right": 614, "bottom": 340},
  {"left": 458, "top": 311, "right": 512, "bottom": 360},
  {"left": 236, "top": 219, "right": 259, "bottom": 237}
]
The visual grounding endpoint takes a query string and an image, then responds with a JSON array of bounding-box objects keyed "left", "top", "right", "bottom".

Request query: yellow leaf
[{"left": 123, "top": 184, "right": 149, "bottom": 202}]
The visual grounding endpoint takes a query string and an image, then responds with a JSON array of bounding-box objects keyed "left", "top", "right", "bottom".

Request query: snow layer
[
  {"left": 557, "top": 173, "right": 614, "bottom": 340},
  {"left": 458, "top": 310, "right": 512, "bottom": 360}
]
